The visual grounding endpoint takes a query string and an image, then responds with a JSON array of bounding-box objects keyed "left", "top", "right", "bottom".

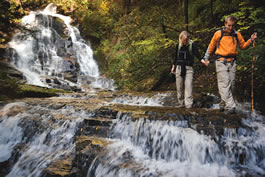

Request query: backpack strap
[
  {"left": 177, "top": 40, "right": 193, "bottom": 57},
  {"left": 217, "top": 28, "right": 224, "bottom": 48},
  {"left": 189, "top": 40, "right": 193, "bottom": 55},
  {"left": 217, "top": 28, "right": 239, "bottom": 48},
  {"left": 232, "top": 29, "right": 239, "bottom": 47}
]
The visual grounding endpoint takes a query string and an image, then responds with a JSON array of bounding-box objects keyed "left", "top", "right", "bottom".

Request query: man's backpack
[{"left": 217, "top": 28, "right": 239, "bottom": 48}]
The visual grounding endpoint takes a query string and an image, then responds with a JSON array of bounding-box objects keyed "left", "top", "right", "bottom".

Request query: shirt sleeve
[
  {"left": 204, "top": 31, "right": 220, "bottom": 60},
  {"left": 237, "top": 32, "right": 251, "bottom": 49},
  {"left": 172, "top": 44, "right": 179, "bottom": 65}
]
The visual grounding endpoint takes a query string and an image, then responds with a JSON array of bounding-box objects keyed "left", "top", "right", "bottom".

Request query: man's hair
[
  {"left": 225, "top": 15, "right": 238, "bottom": 24},
  {"left": 179, "top": 31, "right": 190, "bottom": 47}
]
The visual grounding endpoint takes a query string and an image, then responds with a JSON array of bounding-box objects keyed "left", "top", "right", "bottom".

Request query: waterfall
[
  {"left": 8, "top": 3, "right": 115, "bottom": 91},
  {"left": 0, "top": 115, "right": 23, "bottom": 163},
  {"left": 3, "top": 10, "right": 265, "bottom": 175},
  {"left": 87, "top": 113, "right": 265, "bottom": 177},
  {"left": 0, "top": 92, "right": 265, "bottom": 176},
  {"left": 0, "top": 102, "right": 84, "bottom": 177}
]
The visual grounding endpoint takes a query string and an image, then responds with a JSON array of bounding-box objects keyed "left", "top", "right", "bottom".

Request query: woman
[{"left": 171, "top": 31, "right": 202, "bottom": 108}]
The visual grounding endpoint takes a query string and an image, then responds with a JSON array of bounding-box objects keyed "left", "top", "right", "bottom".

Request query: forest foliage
[{"left": 1, "top": 0, "right": 265, "bottom": 105}]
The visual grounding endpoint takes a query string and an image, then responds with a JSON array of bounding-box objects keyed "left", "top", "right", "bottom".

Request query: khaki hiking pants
[
  {"left": 215, "top": 60, "right": 236, "bottom": 110},
  {"left": 175, "top": 65, "right": 193, "bottom": 108}
]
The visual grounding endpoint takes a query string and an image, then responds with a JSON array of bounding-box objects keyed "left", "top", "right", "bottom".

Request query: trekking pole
[{"left": 251, "top": 39, "right": 256, "bottom": 113}]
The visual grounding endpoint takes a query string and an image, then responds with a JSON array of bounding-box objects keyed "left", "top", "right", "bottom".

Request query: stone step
[
  {"left": 83, "top": 117, "right": 113, "bottom": 126},
  {"left": 44, "top": 136, "right": 112, "bottom": 177}
]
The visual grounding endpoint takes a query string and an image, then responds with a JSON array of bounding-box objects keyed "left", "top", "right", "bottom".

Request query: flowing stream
[
  {"left": 0, "top": 97, "right": 264, "bottom": 177},
  {"left": 0, "top": 102, "right": 84, "bottom": 177},
  {"left": 87, "top": 112, "right": 265, "bottom": 177}
]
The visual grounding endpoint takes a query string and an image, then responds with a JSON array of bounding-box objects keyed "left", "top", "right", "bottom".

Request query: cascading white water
[
  {"left": 0, "top": 115, "right": 23, "bottom": 163},
  {"left": 0, "top": 92, "right": 264, "bottom": 176},
  {"left": 87, "top": 113, "right": 265, "bottom": 177},
  {"left": 8, "top": 3, "right": 115, "bottom": 91},
  {"left": 111, "top": 93, "right": 168, "bottom": 106},
  {"left": 0, "top": 102, "right": 84, "bottom": 177}
]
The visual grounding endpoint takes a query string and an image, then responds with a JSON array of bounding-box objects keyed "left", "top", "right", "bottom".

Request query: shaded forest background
[{"left": 0, "top": 0, "right": 265, "bottom": 111}]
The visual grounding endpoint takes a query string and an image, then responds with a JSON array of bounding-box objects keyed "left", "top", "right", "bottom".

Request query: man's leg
[
  {"left": 175, "top": 65, "right": 184, "bottom": 106},
  {"left": 184, "top": 66, "right": 194, "bottom": 108},
  {"left": 216, "top": 61, "right": 236, "bottom": 110},
  {"left": 227, "top": 61, "right": 237, "bottom": 111},
  {"left": 229, "top": 61, "right": 237, "bottom": 92}
]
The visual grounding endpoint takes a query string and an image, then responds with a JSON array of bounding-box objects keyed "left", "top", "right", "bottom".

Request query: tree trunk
[
  {"left": 210, "top": 0, "right": 214, "bottom": 24},
  {"left": 184, "top": 0, "right": 189, "bottom": 31},
  {"left": 123, "top": 0, "right": 131, "bottom": 14}
]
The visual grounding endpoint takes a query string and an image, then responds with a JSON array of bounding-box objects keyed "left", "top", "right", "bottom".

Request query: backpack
[
  {"left": 177, "top": 40, "right": 193, "bottom": 58},
  {"left": 217, "top": 28, "right": 239, "bottom": 48}
]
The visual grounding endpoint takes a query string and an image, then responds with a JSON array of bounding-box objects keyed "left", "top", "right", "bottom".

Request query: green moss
[
  {"left": 0, "top": 80, "right": 72, "bottom": 101},
  {"left": 0, "top": 59, "right": 72, "bottom": 101},
  {"left": 19, "top": 84, "right": 70, "bottom": 94},
  {"left": 17, "top": 84, "right": 71, "bottom": 98},
  {"left": 0, "top": 79, "right": 19, "bottom": 99}
]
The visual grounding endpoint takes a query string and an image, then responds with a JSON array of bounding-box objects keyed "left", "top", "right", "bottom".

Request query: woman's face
[{"left": 182, "top": 38, "right": 189, "bottom": 45}]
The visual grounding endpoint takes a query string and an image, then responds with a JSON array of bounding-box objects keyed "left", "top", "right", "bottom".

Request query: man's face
[{"left": 225, "top": 20, "right": 236, "bottom": 32}]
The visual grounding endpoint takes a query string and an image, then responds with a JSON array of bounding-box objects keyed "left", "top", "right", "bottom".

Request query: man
[{"left": 201, "top": 15, "right": 257, "bottom": 114}]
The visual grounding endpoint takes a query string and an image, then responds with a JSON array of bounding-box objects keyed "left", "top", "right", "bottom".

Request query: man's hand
[
  {"left": 201, "top": 59, "right": 209, "bottom": 67},
  {"left": 251, "top": 32, "right": 257, "bottom": 42}
]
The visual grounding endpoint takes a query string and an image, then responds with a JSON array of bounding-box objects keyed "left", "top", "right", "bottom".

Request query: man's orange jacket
[{"left": 204, "top": 29, "right": 251, "bottom": 60}]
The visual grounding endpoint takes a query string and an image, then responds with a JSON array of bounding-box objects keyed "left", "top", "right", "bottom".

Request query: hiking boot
[
  {"left": 224, "top": 108, "right": 236, "bottom": 114},
  {"left": 219, "top": 101, "right": 225, "bottom": 112},
  {"left": 175, "top": 104, "right": 184, "bottom": 108},
  {"left": 185, "top": 105, "right": 192, "bottom": 109}
]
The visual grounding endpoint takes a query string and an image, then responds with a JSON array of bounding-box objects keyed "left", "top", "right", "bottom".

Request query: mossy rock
[
  {"left": 17, "top": 84, "right": 71, "bottom": 98},
  {"left": 0, "top": 81, "right": 71, "bottom": 101}
]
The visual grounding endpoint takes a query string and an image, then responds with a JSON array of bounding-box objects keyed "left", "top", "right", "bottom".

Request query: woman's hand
[
  {"left": 201, "top": 59, "right": 209, "bottom": 67},
  {"left": 171, "top": 65, "right": 175, "bottom": 73}
]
